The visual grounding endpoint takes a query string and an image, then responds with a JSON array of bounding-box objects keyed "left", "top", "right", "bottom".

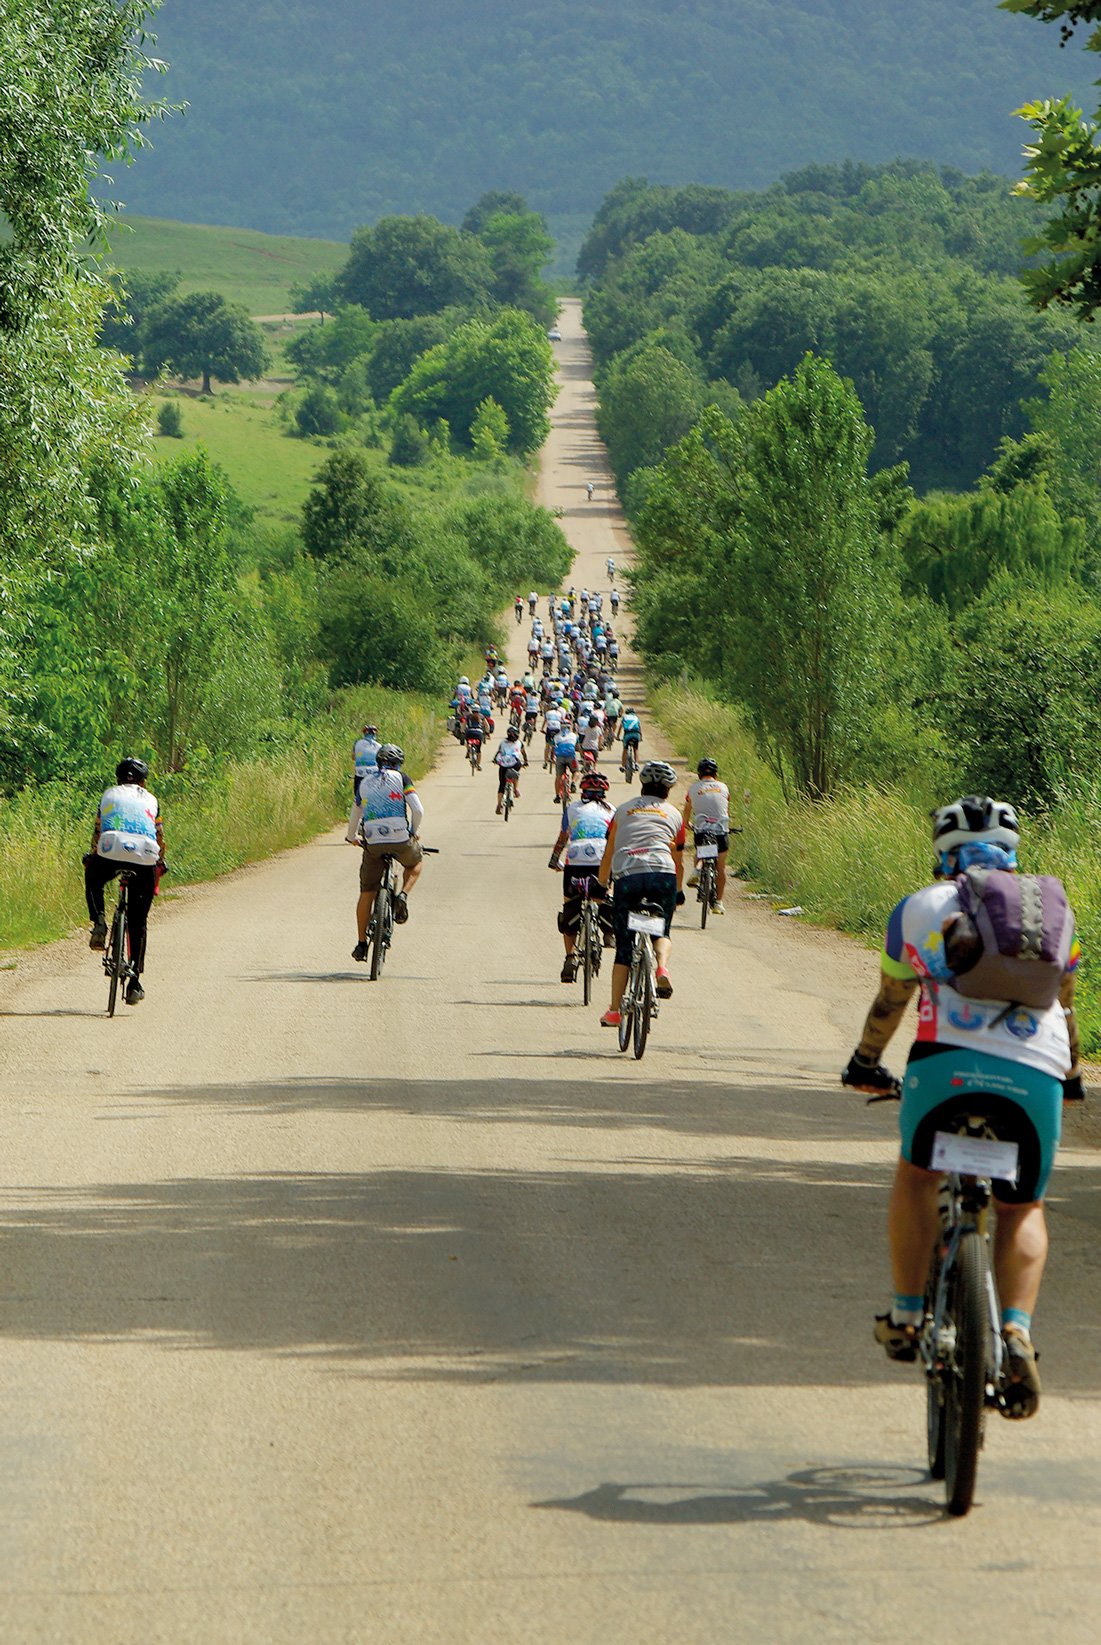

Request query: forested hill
[{"left": 117, "top": 0, "right": 1095, "bottom": 265}]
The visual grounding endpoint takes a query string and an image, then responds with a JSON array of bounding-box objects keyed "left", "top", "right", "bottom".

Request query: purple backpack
[{"left": 948, "top": 867, "right": 1074, "bottom": 1009}]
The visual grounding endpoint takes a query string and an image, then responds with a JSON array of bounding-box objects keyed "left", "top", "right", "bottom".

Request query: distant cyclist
[
  {"left": 553, "top": 719, "right": 580, "bottom": 795},
  {"left": 606, "top": 557, "right": 615, "bottom": 582},
  {"left": 528, "top": 590, "right": 538, "bottom": 616},
  {"left": 85, "top": 756, "right": 164, "bottom": 1006},
  {"left": 620, "top": 706, "right": 642, "bottom": 769},
  {"left": 548, "top": 769, "right": 615, "bottom": 981},
  {"left": 587, "top": 482, "right": 595, "bottom": 501},
  {"left": 683, "top": 756, "right": 731, "bottom": 916},
  {"left": 514, "top": 595, "right": 524, "bottom": 623},
  {"left": 353, "top": 724, "right": 380, "bottom": 804},
  {"left": 352, "top": 744, "right": 423, "bottom": 959},
  {"left": 610, "top": 588, "right": 620, "bottom": 616},
  {"left": 494, "top": 725, "right": 528, "bottom": 812},
  {"left": 596, "top": 761, "right": 684, "bottom": 1027},
  {"left": 464, "top": 707, "right": 486, "bottom": 769}
]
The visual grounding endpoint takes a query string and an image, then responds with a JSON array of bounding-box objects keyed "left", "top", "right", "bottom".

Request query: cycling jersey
[
  {"left": 563, "top": 798, "right": 614, "bottom": 868},
  {"left": 554, "top": 730, "right": 579, "bottom": 760},
  {"left": 621, "top": 714, "right": 641, "bottom": 742},
  {"left": 525, "top": 693, "right": 539, "bottom": 714},
  {"left": 605, "top": 698, "right": 622, "bottom": 720},
  {"left": 353, "top": 737, "right": 380, "bottom": 781},
  {"left": 495, "top": 740, "right": 525, "bottom": 769},
  {"left": 882, "top": 882, "right": 1080, "bottom": 1080},
  {"left": 544, "top": 711, "right": 563, "bottom": 735},
  {"left": 358, "top": 768, "right": 422, "bottom": 846},
  {"left": 611, "top": 795, "right": 683, "bottom": 879},
  {"left": 96, "top": 784, "right": 160, "bottom": 865},
  {"left": 686, "top": 777, "right": 730, "bottom": 832}
]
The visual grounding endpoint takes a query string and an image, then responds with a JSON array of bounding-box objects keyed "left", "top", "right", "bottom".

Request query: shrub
[
  {"left": 156, "top": 399, "right": 184, "bottom": 438},
  {"left": 295, "top": 382, "right": 343, "bottom": 437},
  {"left": 389, "top": 413, "right": 430, "bottom": 467}
]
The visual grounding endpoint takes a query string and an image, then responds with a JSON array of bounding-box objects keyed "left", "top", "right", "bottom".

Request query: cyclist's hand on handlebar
[
  {"left": 841, "top": 1050, "right": 902, "bottom": 1099},
  {"left": 1064, "top": 1072, "right": 1086, "bottom": 1103}
]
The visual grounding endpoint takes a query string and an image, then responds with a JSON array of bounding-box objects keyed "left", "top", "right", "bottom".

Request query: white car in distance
[{"left": 548, "top": 327, "right": 562, "bottom": 341}]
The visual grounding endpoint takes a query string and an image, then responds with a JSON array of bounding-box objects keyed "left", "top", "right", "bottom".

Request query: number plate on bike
[
  {"left": 695, "top": 843, "right": 719, "bottom": 860},
  {"left": 627, "top": 912, "right": 665, "bottom": 936},
  {"left": 930, "top": 1131, "right": 1019, "bottom": 1183}
]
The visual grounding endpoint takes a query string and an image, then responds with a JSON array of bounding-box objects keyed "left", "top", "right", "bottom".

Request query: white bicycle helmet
[
  {"left": 931, "top": 795, "right": 1019, "bottom": 856},
  {"left": 639, "top": 760, "right": 677, "bottom": 790}
]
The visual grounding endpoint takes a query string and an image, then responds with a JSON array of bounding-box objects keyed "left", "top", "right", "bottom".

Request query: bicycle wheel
[
  {"left": 700, "top": 863, "right": 712, "bottom": 929},
  {"left": 633, "top": 957, "right": 652, "bottom": 1060},
  {"left": 944, "top": 1230, "right": 988, "bottom": 1516},
  {"left": 618, "top": 956, "right": 637, "bottom": 1053},
  {"left": 106, "top": 905, "right": 126, "bottom": 1017},
  {"left": 369, "top": 886, "right": 390, "bottom": 980},
  {"left": 582, "top": 910, "right": 594, "bottom": 1006},
  {"left": 925, "top": 1253, "right": 946, "bottom": 1480},
  {"left": 503, "top": 782, "right": 513, "bottom": 821}
]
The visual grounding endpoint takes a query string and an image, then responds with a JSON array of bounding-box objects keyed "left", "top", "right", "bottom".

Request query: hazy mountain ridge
[{"left": 115, "top": 0, "right": 1096, "bottom": 266}]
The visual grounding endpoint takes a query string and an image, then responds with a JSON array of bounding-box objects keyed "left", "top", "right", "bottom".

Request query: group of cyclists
[{"left": 84, "top": 573, "right": 1084, "bottom": 1431}]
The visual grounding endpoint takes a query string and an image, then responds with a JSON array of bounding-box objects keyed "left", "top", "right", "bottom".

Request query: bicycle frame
[{"left": 923, "top": 1173, "right": 1005, "bottom": 1389}]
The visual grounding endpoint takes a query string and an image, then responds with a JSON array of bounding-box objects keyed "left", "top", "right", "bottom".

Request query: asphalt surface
[{"left": 2, "top": 297, "right": 1101, "bottom": 1641}]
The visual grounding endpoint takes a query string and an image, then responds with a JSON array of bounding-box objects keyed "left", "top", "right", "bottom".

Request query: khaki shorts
[{"left": 359, "top": 839, "right": 422, "bottom": 892}]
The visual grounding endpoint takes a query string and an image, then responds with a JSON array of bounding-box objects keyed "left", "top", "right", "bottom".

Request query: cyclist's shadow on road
[{"left": 534, "top": 1465, "right": 943, "bottom": 1528}]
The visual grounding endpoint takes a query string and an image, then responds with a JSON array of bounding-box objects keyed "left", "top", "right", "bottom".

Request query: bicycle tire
[
  {"left": 503, "top": 782, "right": 513, "bottom": 821},
  {"left": 618, "top": 955, "right": 637, "bottom": 1052},
  {"left": 944, "top": 1229, "right": 987, "bottom": 1516},
  {"left": 700, "top": 863, "right": 712, "bottom": 929},
  {"left": 369, "top": 887, "right": 389, "bottom": 980},
  {"left": 924, "top": 1252, "right": 946, "bottom": 1480},
  {"left": 106, "top": 906, "right": 125, "bottom": 1017},
  {"left": 582, "top": 911, "right": 594, "bottom": 1006},
  {"left": 633, "top": 961, "right": 652, "bottom": 1059}
]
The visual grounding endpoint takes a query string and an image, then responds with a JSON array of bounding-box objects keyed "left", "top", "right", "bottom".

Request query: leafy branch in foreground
[{"left": 1003, "top": 1, "right": 1101, "bottom": 317}]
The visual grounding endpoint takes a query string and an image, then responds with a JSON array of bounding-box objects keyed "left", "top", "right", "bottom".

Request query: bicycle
[
  {"left": 622, "top": 741, "right": 638, "bottom": 784},
  {"left": 466, "top": 739, "right": 480, "bottom": 775},
  {"left": 366, "top": 845, "right": 438, "bottom": 980},
  {"left": 555, "top": 763, "right": 576, "bottom": 808},
  {"left": 576, "top": 879, "right": 605, "bottom": 1006},
  {"left": 617, "top": 902, "right": 664, "bottom": 1058},
  {"left": 694, "top": 826, "right": 742, "bottom": 927},
  {"left": 522, "top": 717, "right": 536, "bottom": 748},
  {"left": 502, "top": 771, "right": 518, "bottom": 822}
]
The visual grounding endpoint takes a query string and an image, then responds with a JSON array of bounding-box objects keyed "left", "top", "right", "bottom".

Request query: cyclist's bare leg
[
  {"left": 400, "top": 858, "right": 423, "bottom": 896},
  {"left": 610, "top": 962, "right": 629, "bottom": 1012},
  {"left": 993, "top": 1199, "right": 1048, "bottom": 1315},
  {"left": 716, "top": 851, "right": 728, "bottom": 901},
  {"left": 887, "top": 1156, "right": 942, "bottom": 1296}
]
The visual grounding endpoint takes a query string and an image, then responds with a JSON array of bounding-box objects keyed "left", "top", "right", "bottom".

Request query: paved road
[{"left": 2, "top": 297, "right": 1101, "bottom": 1641}]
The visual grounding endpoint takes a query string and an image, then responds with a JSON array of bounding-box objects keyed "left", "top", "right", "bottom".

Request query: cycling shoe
[
  {"left": 873, "top": 1312, "right": 920, "bottom": 1362},
  {"left": 999, "top": 1327, "right": 1041, "bottom": 1419}
]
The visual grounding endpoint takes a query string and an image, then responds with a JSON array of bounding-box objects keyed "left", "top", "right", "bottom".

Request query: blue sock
[
  {"left": 1002, "top": 1307, "right": 1032, "bottom": 1336},
  {"left": 891, "top": 1293, "right": 924, "bottom": 1327}
]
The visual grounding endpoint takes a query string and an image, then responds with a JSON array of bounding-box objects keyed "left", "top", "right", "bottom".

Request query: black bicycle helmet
[
  {"left": 375, "top": 743, "right": 405, "bottom": 769},
  {"left": 116, "top": 757, "right": 149, "bottom": 784},
  {"left": 697, "top": 756, "right": 719, "bottom": 778}
]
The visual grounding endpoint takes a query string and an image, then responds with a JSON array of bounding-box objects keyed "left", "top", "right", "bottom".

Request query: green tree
[
  {"left": 897, "top": 483, "right": 1081, "bottom": 604},
  {"left": 141, "top": 291, "right": 270, "bottom": 394},
  {"left": 390, "top": 309, "right": 556, "bottom": 453},
  {"left": 99, "top": 268, "right": 181, "bottom": 357},
  {"left": 318, "top": 575, "right": 449, "bottom": 693},
  {"left": 595, "top": 338, "right": 703, "bottom": 487},
  {"left": 1002, "top": 2, "right": 1101, "bottom": 318},
  {"left": 157, "top": 399, "right": 184, "bottom": 437},
  {"left": 729, "top": 356, "right": 889, "bottom": 798},
  {"left": 389, "top": 413, "right": 430, "bottom": 467},
  {"left": 462, "top": 191, "right": 529, "bottom": 236},
  {"left": 363, "top": 314, "right": 453, "bottom": 402},
  {"left": 470, "top": 396, "right": 509, "bottom": 460},
  {"left": 479, "top": 210, "right": 555, "bottom": 324},
  {"left": 335, "top": 215, "right": 493, "bottom": 320},
  {"left": 295, "top": 382, "right": 343, "bottom": 436},
  {"left": 300, "top": 448, "right": 415, "bottom": 560}
]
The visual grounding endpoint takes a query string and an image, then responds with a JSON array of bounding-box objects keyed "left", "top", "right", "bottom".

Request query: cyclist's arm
[
  {"left": 855, "top": 970, "right": 920, "bottom": 1062},
  {"left": 673, "top": 820, "right": 685, "bottom": 891},
  {"left": 1061, "top": 969, "right": 1081, "bottom": 1076},
  {"left": 407, "top": 789, "right": 424, "bottom": 836},
  {"left": 681, "top": 794, "right": 693, "bottom": 827},
  {"left": 596, "top": 821, "right": 617, "bottom": 889},
  {"left": 155, "top": 815, "right": 166, "bottom": 862}
]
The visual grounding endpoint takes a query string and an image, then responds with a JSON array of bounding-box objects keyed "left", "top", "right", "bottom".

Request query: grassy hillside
[
  {"left": 100, "top": 215, "right": 346, "bottom": 314},
  {"left": 107, "top": 0, "right": 1098, "bottom": 271}
]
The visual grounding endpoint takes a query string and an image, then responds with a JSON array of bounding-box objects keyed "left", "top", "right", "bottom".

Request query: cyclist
[
  {"left": 353, "top": 724, "right": 380, "bottom": 804},
  {"left": 456, "top": 675, "right": 473, "bottom": 706},
  {"left": 553, "top": 719, "right": 580, "bottom": 798},
  {"left": 587, "top": 481, "right": 595, "bottom": 500},
  {"left": 523, "top": 686, "right": 540, "bottom": 740},
  {"left": 842, "top": 795, "right": 1083, "bottom": 1419},
  {"left": 464, "top": 706, "right": 486, "bottom": 769},
  {"left": 610, "top": 588, "right": 620, "bottom": 616},
  {"left": 494, "top": 725, "right": 528, "bottom": 812},
  {"left": 509, "top": 680, "right": 526, "bottom": 725},
  {"left": 543, "top": 700, "right": 564, "bottom": 768},
  {"left": 604, "top": 689, "right": 622, "bottom": 737},
  {"left": 528, "top": 590, "right": 538, "bottom": 616},
  {"left": 683, "top": 756, "right": 731, "bottom": 916},
  {"left": 596, "top": 761, "right": 684, "bottom": 1027},
  {"left": 606, "top": 557, "right": 615, "bottom": 582},
  {"left": 580, "top": 705, "right": 604, "bottom": 765},
  {"left": 620, "top": 706, "right": 642, "bottom": 770},
  {"left": 515, "top": 595, "right": 524, "bottom": 623},
  {"left": 495, "top": 665, "right": 510, "bottom": 709},
  {"left": 352, "top": 745, "right": 424, "bottom": 959},
  {"left": 85, "top": 756, "right": 164, "bottom": 1006},
  {"left": 549, "top": 769, "right": 615, "bottom": 981}
]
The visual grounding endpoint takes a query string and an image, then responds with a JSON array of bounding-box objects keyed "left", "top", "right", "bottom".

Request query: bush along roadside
[{"left": 652, "top": 681, "right": 1101, "bottom": 1058}]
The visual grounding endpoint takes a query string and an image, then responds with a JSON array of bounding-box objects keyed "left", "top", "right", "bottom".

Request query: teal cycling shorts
[{"left": 900, "top": 1044, "right": 1063, "bottom": 1204}]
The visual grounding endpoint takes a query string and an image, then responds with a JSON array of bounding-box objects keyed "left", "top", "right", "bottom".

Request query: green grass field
[
  {"left": 100, "top": 215, "right": 347, "bottom": 315},
  {"left": 148, "top": 392, "right": 326, "bottom": 521}
]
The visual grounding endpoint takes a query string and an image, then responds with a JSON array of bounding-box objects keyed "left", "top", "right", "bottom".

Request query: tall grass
[
  {"left": 653, "top": 681, "right": 1101, "bottom": 1054},
  {"left": 0, "top": 683, "right": 443, "bottom": 953}
]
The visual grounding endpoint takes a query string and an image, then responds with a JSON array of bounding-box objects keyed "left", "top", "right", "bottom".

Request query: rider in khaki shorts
[{"left": 351, "top": 744, "right": 424, "bottom": 960}]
